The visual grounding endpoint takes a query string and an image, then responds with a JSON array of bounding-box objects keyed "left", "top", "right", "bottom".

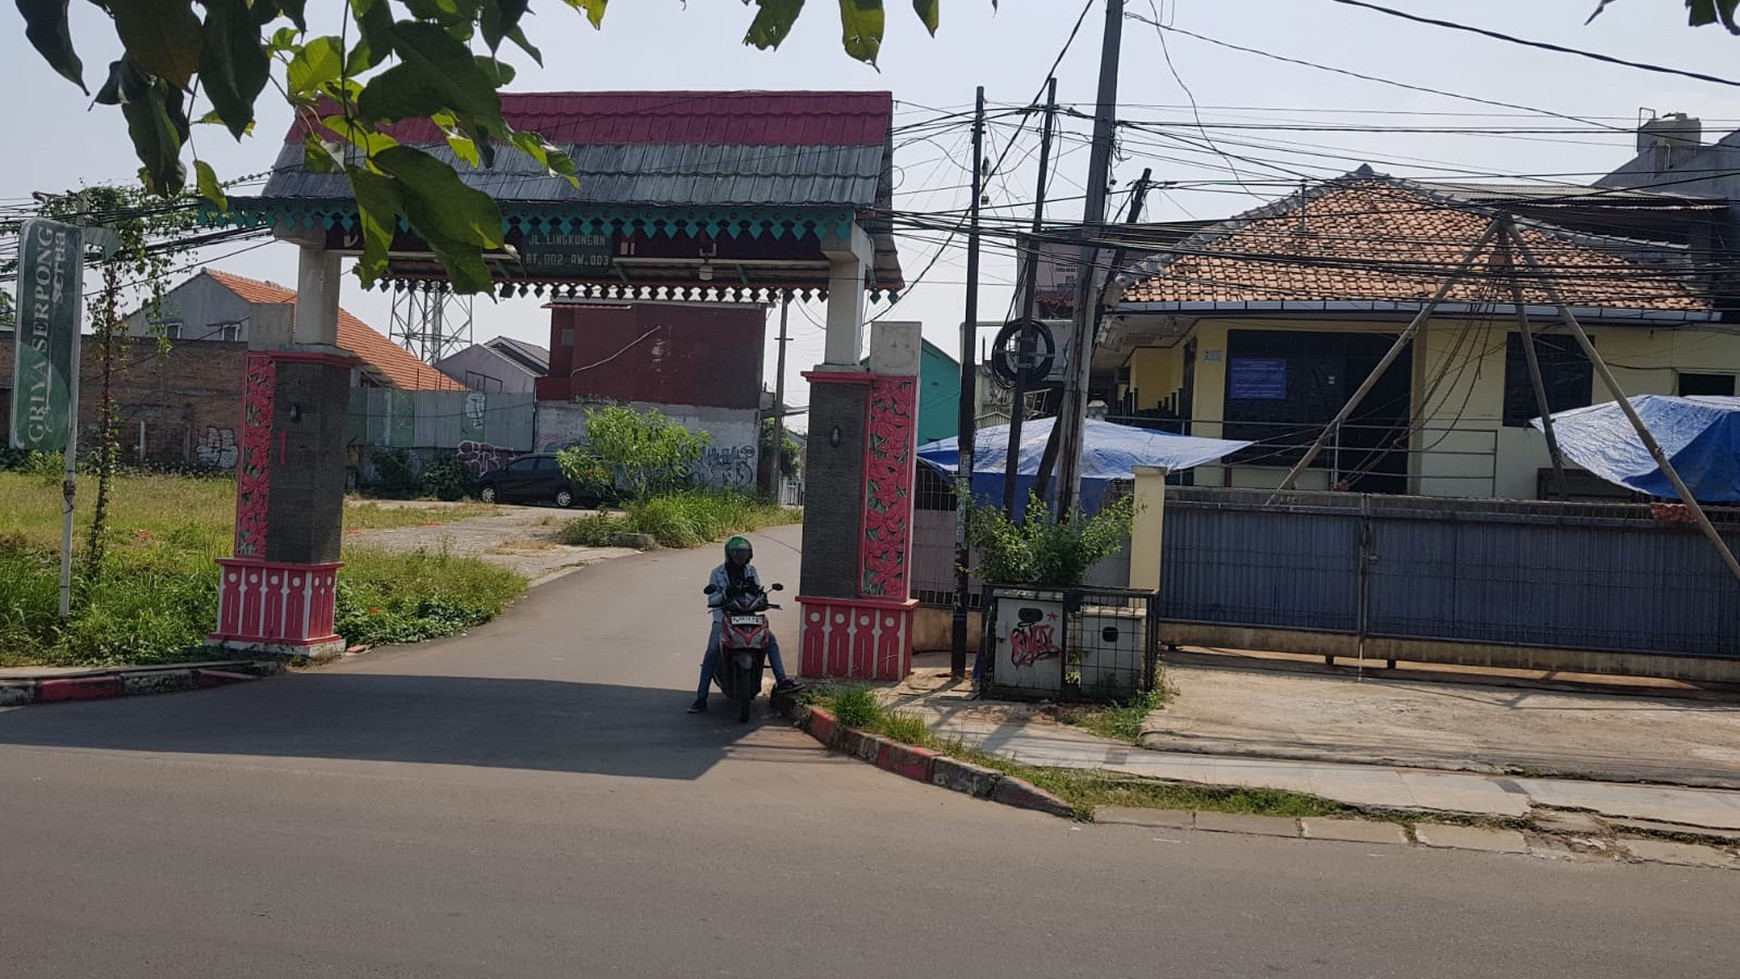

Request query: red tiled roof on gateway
[{"left": 204, "top": 270, "right": 461, "bottom": 391}]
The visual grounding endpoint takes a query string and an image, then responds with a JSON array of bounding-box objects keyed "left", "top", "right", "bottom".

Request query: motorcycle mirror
[
  {"left": 770, "top": 583, "right": 784, "bottom": 592},
  {"left": 703, "top": 584, "right": 718, "bottom": 595}
]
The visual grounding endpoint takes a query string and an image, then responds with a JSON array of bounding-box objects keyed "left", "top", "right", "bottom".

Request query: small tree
[
  {"left": 759, "top": 418, "right": 802, "bottom": 480},
  {"left": 967, "top": 491, "right": 1139, "bottom": 588},
  {"left": 556, "top": 405, "right": 709, "bottom": 500}
]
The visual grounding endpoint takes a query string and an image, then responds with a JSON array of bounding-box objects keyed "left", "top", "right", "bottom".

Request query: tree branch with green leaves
[{"left": 14, "top": 0, "right": 981, "bottom": 294}]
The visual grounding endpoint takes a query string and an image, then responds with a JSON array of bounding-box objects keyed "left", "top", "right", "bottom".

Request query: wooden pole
[
  {"left": 1002, "top": 77, "right": 1060, "bottom": 517},
  {"left": 1504, "top": 222, "right": 1740, "bottom": 586},
  {"left": 1497, "top": 217, "right": 1568, "bottom": 499},
  {"left": 952, "top": 86, "right": 986, "bottom": 678}
]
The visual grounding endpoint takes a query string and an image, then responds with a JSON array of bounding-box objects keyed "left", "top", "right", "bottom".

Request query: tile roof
[
  {"left": 203, "top": 270, "right": 462, "bottom": 390},
  {"left": 265, "top": 90, "right": 894, "bottom": 210},
  {"left": 1118, "top": 169, "right": 1711, "bottom": 313}
]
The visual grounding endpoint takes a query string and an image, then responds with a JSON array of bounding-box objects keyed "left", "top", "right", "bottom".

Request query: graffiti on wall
[
  {"left": 457, "top": 440, "right": 518, "bottom": 477},
  {"left": 698, "top": 444, "right": 756, "bottom": 488},
  {"left": 195, "top": 426, "right": 239, "bottom": 469}
]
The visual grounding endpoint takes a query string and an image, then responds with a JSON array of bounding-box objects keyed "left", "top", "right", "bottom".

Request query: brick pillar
[
  {"left": 207, "top": 348, "right": 354, "bottom": 659},
  {"left": 798, "top": 322, "right": 922, "bottom": 681}
]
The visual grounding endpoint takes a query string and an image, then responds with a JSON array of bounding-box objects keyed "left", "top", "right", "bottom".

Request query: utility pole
[
  {"left": 1003, "top": 77, "right": 1060, "bottom": 517},
  {"left": 1054, "top": 0, "right": 1125, "bottom": 518},
  {"left": 769, "top": 295, "right": 791, "bottom": 499},
  {"left": 951, "top": 86, "right": 986, "bottom": 678},
  {"left": 1497, "top": 216, "right": 1568, "bottom": 499}
]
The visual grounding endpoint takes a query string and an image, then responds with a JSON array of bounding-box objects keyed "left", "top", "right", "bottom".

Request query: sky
[{"left": 4, "top": 0, "right": 1740, "bottom": 432}]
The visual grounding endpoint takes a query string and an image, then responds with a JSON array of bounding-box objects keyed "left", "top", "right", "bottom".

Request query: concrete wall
[
  {"left": 124, "top": 274, "right": 256, "bottom": 342},
  {"left": 434, "top": 345, "right": 540, "bottom": 394},
  {"left": 534, "top": 399, "right": 761, "bottom": 490},
  {"left": 1128, "top": 315, "right": 1740, "bottom": 500}
]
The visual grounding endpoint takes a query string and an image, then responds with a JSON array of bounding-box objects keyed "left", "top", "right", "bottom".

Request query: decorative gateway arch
[{"left": 202, "top": 90, "right": 920, "bottom": 680}]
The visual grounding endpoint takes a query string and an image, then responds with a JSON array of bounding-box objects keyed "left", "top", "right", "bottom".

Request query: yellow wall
[
  {"left": 1124, "top": 346, "right": 1187, "bottom": 411},
  {"left": 1173, "top": 316, "right": 1740, "bottom": 499}
]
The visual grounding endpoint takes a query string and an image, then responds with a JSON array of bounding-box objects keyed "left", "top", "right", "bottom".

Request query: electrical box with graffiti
[{"left": 983, "top": 586, "right": 1160, "bottom": 703}]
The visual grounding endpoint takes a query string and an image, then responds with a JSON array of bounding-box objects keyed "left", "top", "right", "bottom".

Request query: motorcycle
[{"left": 704, "top": 580, "right": 784, "bottom": 723}]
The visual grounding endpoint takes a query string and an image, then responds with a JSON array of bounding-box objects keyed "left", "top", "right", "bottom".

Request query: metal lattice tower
[{"left": 389, "top": 281, "right": 475, "bottom": 364}]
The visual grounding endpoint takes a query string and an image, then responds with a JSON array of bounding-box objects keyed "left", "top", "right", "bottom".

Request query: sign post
[{"left": 9, "top": 218, "right": 85, "bottom": 619}]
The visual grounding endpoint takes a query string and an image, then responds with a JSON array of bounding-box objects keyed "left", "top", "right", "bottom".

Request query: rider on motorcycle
[{"left": 689, "top": 535, "right": 801, "bottom": 713}]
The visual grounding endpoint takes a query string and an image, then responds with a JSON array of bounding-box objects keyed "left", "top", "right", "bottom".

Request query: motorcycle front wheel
[{"left": 735, "top": 664, "right": 756, "bottom": 723}]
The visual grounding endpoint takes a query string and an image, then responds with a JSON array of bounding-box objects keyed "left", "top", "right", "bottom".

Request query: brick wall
[{"left": 0, "top": 329, "right": 246, "bottom": 467}]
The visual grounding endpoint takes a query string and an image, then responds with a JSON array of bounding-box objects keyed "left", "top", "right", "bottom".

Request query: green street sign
[{"left": 9, "top": 218, "right": 83, "bottom": 451}]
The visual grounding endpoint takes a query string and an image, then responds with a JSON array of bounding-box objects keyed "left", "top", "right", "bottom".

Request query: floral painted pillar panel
[{"left": 860, "top": 376, "right": 917, "bottom": 601}]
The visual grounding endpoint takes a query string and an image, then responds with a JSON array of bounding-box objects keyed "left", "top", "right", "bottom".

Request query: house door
[{"left": 1222, "top": 329, "right": 1413, "bottom": 494}]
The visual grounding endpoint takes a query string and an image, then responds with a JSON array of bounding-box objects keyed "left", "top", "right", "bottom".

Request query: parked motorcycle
[{"left": 704, "top": 581, "right": 784, "bottom": 722}]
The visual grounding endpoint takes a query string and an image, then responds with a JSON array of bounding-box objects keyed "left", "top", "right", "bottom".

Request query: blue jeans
[{"left": 697, "top": 624, "right": 787, "bottom": 701}]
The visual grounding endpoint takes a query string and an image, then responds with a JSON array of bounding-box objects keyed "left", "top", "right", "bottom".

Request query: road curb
[
  {"left": 791, "top": 703, "right": 1075, "bottom": 819},
  {"left": 0, "top": 661, "right": 283, "bottom": 708}
]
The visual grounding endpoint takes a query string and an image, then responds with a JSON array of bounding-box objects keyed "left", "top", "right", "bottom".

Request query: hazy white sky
[{"left": 5, "top": 1, "right": 1739, "bottom": 429}]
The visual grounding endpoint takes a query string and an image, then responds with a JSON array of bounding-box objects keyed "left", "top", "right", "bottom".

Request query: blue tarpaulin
[
  {"left": 917, "top": 417, "right": 1252, "bottom": 512},
  {"left": 1534, "top": 395, "right": 1740, "bottom": 502}
]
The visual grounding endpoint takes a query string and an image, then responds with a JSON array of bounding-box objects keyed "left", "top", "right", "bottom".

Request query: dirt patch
[
  {"left": 1147, "top": 654, "right": 1740, "bottom": 787},
  {"left": 344, "top": 505, "right": 637, "bottom": 581}
]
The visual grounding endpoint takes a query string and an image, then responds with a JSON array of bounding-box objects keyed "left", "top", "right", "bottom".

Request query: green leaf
[
  {"left": 346, "top": 0, "right": 395, "bottom": 74},
  {"left": 481, "top": 0, "right": 530, "bottom": 52},
  {"left": 277, "top": 0, "right": 308, "bottom": 30},
  {"left": 357, "top": 21, "right": 503, "bottom": 127},
  {"left": 119, "top": 74, "right": 190, "bottom": 196},
  {"left": 475, "top": 55, "right": 515, "bottom": 87},
  {"left": 744, "top": 0, "right": 805, "bottom": 50},
  {"left": 194, "top": 159, "right": 227, "bottom": 211},
  {"left": 434, "top": 112, "right": 481, "bottom": 166},
  {"left": 303, "top": 133, "right": 345, "bottom": 173},
  {"left": 198, "top": 0, "right": 270, "bottom": 141},
  {"left": 371, "top": 145, "right": 504, "bottom": 293},
  {"left": 109, "top": 0, "right": 204, "bottom": 89},
  {"left": 912, "top": 0, "right": 938, "bottom": 34},
  {"left": 504, "top": 24, "right": 542, "bottom": 64},
  {"left": 17, "top": 0, "right": 86, "bottom": 92},
  {"left": 564, "top": 0, "right": 608, "bottom": 29},
  {"left": 402, "top": 0, "right": 482, "bottom": 27},
  {"left": 838, "top": 0, "right": 885, "bottom": 65},
  {"left": 286, "top": 35, "right": 343, "bottom": 97},
  {"left": 347, "top": 167, "right": 404, "bottom": 286},
  {"left": 508, "top": 129, "right": 579, "bottom": 185},
  {"left": 268, "top": 26, "right": 301, "bottom": 54}
]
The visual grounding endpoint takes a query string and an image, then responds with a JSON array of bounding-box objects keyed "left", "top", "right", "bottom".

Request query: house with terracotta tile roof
[
  {"left": 1099, "top": 168, "right": 1736, "bottom": 500},
  {"left": 126, "top": 269, "right": 462, "bottom": 391}
]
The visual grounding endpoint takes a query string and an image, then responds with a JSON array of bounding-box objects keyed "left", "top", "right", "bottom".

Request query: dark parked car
[{"left": 475, "top": 453, "right": 591, "bottom": 508}]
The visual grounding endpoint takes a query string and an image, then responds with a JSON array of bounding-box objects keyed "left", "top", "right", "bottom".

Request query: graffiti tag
[
  {"left": 1009, "top": 621, "right": 1062, "bottom": 669},
  {"left": 698, "top": 444, "right": 756, "bottom": 488},
  {"left": 457, "top": 440, "right": 518, "bottom": 477},
  {"left": 195, "top": 427, "right": 239, "bottom": 469}
]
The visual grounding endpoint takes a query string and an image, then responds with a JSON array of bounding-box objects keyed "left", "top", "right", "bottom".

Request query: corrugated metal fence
[
  {"left": 912, "top": 482, "right": 1740, "bottom": 664},
  {"left": 348, "top": 389, "right": 536, "bottom": 451}
]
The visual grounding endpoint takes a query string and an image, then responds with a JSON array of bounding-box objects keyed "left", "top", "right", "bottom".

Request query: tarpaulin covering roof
[
  {"left": 1534, "top": 395, "right": 1740, "bottom": 501},
  {"left": 917, "top": 417, "right": 1251, "bottom": 512}
]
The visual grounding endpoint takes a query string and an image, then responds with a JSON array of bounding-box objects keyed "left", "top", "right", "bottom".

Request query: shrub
[
  {"left": 332, "top": 546, "right": 525, "bottom": 646},
  {"left": 369, "top": 447, "right": 420, "bottom": 497},
  {"left": 968, "top": 491, "right": 1139, "bottom": 587},
  {"left": 556, "top": 405, "right": 709, "bottom": 499},
  {"left": 420, "top": 453, "right": 473, "bottom": 502},
  {"left": 826, "top": 685, "right": 883, "bottom": 729},
  {"left": 557, "top": 512, "right": 630, "bottom": 546}
]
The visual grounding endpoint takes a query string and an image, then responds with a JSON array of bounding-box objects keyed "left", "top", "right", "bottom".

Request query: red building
[{"left": 537, "top": 302, "right": 764, "bottom": 409}]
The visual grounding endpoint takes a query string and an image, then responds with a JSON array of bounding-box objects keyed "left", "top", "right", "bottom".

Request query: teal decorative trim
[{"left": 202, "top": 198, "right": 854, "bottom": 243}]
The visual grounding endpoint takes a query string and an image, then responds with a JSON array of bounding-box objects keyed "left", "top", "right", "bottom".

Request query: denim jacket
[{"left": 707, "top": 563, "right": 762, "bottom": 623}]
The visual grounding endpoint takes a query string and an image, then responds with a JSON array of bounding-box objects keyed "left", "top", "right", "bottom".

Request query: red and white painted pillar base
[
  {"left": 210, "top": 559, "right": 344, "bottom": 657},
  {"left": 798, "top": 596, "right": 916, "bottom": 682}
]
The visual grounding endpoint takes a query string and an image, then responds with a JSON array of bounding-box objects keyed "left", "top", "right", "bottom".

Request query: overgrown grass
[
  {"left": 558, "top": 490, "right": 799, "bottom": 549},
  {"left": 1057, "top": 688, "right": 1167, "bottom": 745},
  {"left": 0, "top": 473, "right": 526, "bottom": 667},
  {"left": 806, "top": 683, "right": 1346, "bottom": 821}
]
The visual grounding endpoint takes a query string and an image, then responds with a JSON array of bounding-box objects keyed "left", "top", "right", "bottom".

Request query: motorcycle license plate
[{"left": 730, "top": 615, "right": 763, "bottom": 625}]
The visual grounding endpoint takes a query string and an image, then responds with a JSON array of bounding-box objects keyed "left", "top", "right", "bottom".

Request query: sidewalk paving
[{"left": 882, "top": 655, "right": 1740, "bottom": 833}]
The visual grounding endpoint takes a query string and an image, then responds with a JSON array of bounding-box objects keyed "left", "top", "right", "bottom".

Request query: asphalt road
[{"left": 1, "top": 524, "right": 1734, "bottom": 978}]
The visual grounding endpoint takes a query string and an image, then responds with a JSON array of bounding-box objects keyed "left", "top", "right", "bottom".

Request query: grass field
[{"left": 0, "top": 472, "right": 524, "bottom": 668}]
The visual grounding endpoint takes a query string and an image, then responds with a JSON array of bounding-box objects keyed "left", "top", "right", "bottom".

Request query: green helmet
[{"left": 724, "top": 535, "right": 753, "bottom": 566}]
